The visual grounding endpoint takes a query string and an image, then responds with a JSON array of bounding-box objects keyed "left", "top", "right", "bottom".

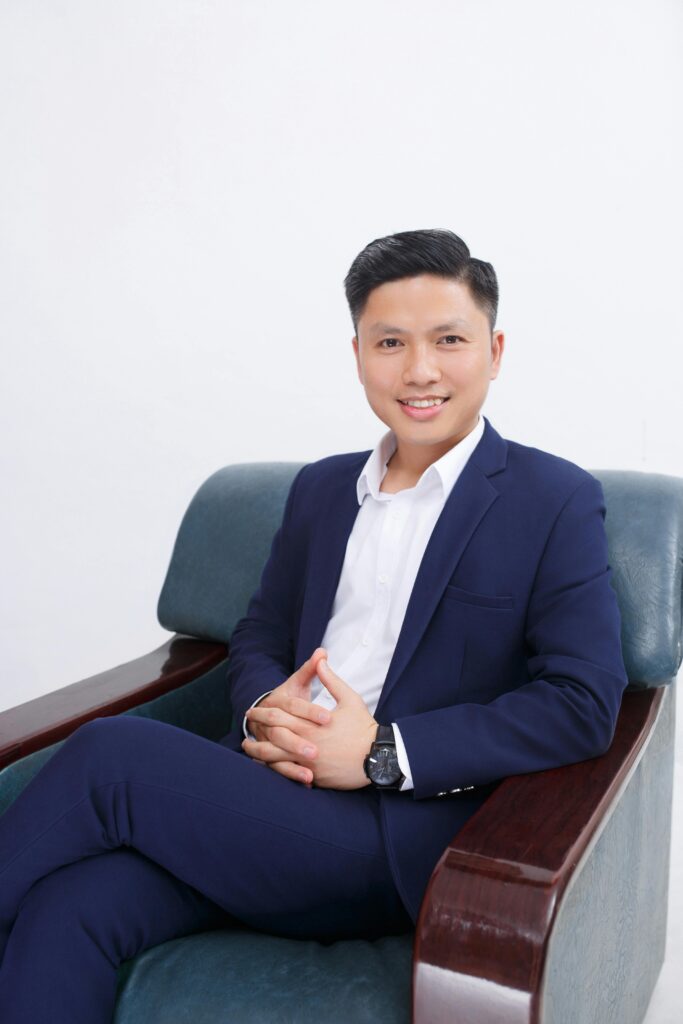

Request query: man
[
  {"left": 0, "top": 229, "right": 628, "bottom": 1022},
  {"left": 223, "top": 227, "right": 629, "bottom": 923}
]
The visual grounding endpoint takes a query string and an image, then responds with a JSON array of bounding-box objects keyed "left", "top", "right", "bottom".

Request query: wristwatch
[{"left": 363, "top": 725, "right": 406, "bottom": 790}]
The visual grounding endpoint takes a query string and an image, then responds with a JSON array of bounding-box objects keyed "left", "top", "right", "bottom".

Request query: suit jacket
[{"left": 222, "top": 416, "right": 629, "bottom": 923}]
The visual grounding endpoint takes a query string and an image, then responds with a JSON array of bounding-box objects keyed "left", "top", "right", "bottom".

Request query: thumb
[{"left": 317, "top": 658, "right": 352, "bottom": 704}]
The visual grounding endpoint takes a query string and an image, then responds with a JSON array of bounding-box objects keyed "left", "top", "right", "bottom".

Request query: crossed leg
[
  {"left": 0, "top": 715, "right": 411, "bottom": 1022},
  {"left": 0, "top": 847, "right": 229, "bottom": 1022}
]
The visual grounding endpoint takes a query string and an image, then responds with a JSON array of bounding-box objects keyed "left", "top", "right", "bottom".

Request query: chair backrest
[
  {"left": 157, "top": 463, "right": 683, "bottom": 688},
  {"left": 592, "top": 470, "right": 683, "bottom": 687},
  {"left": 158, "top": 462, "right": 304, "bottom": 645}
]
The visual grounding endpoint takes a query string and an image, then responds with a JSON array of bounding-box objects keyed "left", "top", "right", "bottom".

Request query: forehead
[{"left": 359, "top": 274, "right": 487, "bottom": 335}]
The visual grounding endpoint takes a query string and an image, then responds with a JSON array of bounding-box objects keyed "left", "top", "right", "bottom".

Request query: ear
[
  {"left": 490, "top": 330, "right": 505, "bottom": 379},
  {"left": 352, "top": 336, "right": 363, "bottom": 385}
]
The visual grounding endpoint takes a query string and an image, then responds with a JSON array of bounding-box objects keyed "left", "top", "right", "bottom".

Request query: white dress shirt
[{"left": 244, "top": 413, "right": 486, "bottom": 792}]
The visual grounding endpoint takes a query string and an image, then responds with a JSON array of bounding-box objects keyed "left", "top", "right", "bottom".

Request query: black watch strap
[{"left": 375, "top": 724, "right": 396, "bottom": 746}]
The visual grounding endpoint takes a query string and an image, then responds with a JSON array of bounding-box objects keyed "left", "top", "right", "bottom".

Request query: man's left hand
[{"left": 244, "top": 659, "right": 377, "bottom": 790}]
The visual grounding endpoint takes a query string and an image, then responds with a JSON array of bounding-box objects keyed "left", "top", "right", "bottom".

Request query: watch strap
[{"left": 375, "top": 724, "right": 395, "bottom": 746}]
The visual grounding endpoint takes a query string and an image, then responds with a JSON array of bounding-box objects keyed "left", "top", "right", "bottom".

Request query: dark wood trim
[
  {"left": 0, "top": 636, "right": 228, "bottom": 769},
  {"left": 412, "top": 687, "right": 665, "bottom": 1024}
]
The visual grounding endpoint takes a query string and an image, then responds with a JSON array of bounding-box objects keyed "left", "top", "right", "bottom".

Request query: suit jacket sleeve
[
  {"left": 227, "top": 466, "right": 306, "bottom": 730},
  {"left": 393, "top": 475, "right": 630, "bottom": 800}
]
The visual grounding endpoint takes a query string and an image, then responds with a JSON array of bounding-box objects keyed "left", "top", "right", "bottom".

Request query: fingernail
[
  {"left": 318, "top": 711, "right": 330, "bottom": 723},
  {"left": 303, "top": 746, "right": 315, "bottom": 758},
  {"left": 320, "top": 659, "right": 328, "bottom": 670}
]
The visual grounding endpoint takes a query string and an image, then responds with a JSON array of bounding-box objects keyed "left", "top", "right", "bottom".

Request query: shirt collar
[{"left": 356, "top": 414, "right": 486, "bottom": 505}]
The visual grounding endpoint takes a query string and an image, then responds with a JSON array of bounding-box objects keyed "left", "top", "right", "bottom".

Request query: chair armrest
[
  {"left": 412, "top": 686, "right": 668, "bottom": 1024},
  {"left": 0, "top": 635, "right": 227, "bottom": 769}
]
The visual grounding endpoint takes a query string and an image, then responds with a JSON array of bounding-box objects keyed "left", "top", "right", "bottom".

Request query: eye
[
  {"left": 440, "top": 335, "right": 464, "bottom": 345},
  {"left": 379, "top": 338, "right": 402, "bottom": 349}
]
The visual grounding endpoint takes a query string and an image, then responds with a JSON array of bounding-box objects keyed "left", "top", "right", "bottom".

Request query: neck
[{"left": 388, "top": 416, "right": 480, "bottom": 481}]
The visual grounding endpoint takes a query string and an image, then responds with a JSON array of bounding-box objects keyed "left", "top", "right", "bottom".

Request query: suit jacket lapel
[{"left": 374, "top": 417, "right": 508, "bottom": 719}]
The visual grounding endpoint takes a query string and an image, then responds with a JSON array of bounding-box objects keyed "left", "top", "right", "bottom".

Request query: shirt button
[
  {"left": 362, "top": 638, "right": 370, "bottom": 646},
  {"left": 378, "top": 574, "right": 388, "bottom": 584}
]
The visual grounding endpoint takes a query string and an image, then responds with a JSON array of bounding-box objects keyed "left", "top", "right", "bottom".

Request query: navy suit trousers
[{"left": 0, "top": 715, "right": 411, "bottom": 1023}]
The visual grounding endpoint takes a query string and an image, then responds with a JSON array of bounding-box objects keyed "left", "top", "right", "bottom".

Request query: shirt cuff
[
  {"left": 392, "top": 722, "right": 414, "bottom": 791},
  {"left": 243, "top": 690, "right": 274, "bottom": 740}
]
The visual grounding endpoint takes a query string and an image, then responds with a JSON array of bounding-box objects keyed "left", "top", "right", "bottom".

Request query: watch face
[{"left": 367, "top": 745, "right": 402, "bottom": 786}]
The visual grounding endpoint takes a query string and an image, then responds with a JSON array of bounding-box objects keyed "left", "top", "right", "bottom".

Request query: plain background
[
  {"left": 1, "top": 0, "right": 682, "bottom": 703},
  {"left": 0, "top": 3, "right": 681, "bottom": 1018}
]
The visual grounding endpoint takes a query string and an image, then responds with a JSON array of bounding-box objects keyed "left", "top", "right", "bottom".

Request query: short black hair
[{"left": 343, "top": 228, "right": 498, "bottom": 334}]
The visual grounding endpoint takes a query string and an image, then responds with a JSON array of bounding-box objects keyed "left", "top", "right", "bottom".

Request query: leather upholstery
[
  {"left": 113, "top": 927, "right": 413, "bottom": 1023},
  {"left": 158, "top": 462, "right": 306, "bottom": 645},
  {"left": 598, "top": 471, "right": 683, "bottom": 686}
]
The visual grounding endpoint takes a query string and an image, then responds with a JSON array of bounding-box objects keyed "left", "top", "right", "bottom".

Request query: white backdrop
[{"left": 1, "top": 0, "right": 682, "bottom": 709}]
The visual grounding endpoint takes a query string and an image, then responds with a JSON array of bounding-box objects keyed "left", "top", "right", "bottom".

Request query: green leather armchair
[{"left": 0, "top": 463, "right": 679, "bottom": 1023}]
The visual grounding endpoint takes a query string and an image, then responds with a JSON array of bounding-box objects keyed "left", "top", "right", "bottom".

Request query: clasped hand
[{"left": 241, "top": 648, "right": 377, "bottom": 790}]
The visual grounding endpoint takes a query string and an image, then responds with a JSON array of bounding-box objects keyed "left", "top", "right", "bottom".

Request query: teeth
[{"left": 402, "top": 398, "right": 446, "bottom": 408}]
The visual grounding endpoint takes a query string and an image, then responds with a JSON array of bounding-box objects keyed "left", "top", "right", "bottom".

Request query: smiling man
[
  {"left": 231, "top": 227, "right": 629, "bottom": 921},
  {"left": 0, "top": 230, "right": 629, "bottom": 1021}
]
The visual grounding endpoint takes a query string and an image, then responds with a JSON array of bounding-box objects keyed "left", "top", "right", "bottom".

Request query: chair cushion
[{"left": 114, "top": 925, "right": 413, "bottom": 1023}]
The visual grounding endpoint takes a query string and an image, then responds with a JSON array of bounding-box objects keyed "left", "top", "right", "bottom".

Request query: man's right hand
[{"left": 241, "top": 648, "right": 332, "bottom": 785}]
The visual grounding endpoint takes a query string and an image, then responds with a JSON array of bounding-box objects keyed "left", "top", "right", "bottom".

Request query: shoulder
[
  {"left": 508, "top": 436, "right": 596, "bottom": 484},
  {"left": 293, "top": 449, "right": 371, "bottom": 491},
  {"left": 496, "top": 431, "right": 604, "bottom": 511}
]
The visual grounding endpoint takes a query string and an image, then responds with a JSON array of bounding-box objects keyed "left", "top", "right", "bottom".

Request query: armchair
[{"left": 0, "top": 463, "right": 680, "bottom": 1024}]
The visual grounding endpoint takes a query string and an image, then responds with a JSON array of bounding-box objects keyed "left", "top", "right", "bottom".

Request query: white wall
[{"left": 1, "top": 0, "right": 682, "bottom": 710}]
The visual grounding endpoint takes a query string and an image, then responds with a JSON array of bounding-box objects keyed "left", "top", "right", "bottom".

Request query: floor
[{"left": 641, "top": 674, "right": 681, "bottom": 1024}]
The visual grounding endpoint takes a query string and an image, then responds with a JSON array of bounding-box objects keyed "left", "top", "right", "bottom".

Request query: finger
[
  {"left": 284, "top": 695, "right": 332, "bottom": 724},
  {"left": 247, "top": 704, "right": 330, "bottom": 732},
  {"left": 269, "top": 725, "right": 318, "bottom": 760},
  {"left": 242, "top": 736, "right": 317, "bottom": 764},
  {"left": 290, "top": 648, "right": 328, "bottom": 688},
  {"left": 244, "top": 748, "right": 312, "bottom": 786},
  {"left": 268, "top": 761, "right": 314, "bottom": 786},
  {"left": 241, "top": 737, "right": 288, "bottom": 763}
]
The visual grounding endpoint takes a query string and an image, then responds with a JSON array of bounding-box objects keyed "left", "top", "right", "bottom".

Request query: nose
[{"left": 402, "top": 343, "right": 442, "bottom": 386}]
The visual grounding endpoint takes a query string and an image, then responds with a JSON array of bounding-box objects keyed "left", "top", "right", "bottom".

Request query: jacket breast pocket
[{"left": 443, "top": 584, "right": 515, "bottom": 611}]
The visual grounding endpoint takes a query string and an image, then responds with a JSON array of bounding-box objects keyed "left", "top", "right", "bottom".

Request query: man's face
[{"left": 352, "top": 274, "right": 504, "bottom": 464}]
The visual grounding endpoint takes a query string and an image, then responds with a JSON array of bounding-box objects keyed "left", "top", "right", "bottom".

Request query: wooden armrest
[
  {"left": 412, "top": 687, "right": 665, "bottom": 1023},
  {"left": 0, "top": 636, "right": 228, "bottom": 769}
]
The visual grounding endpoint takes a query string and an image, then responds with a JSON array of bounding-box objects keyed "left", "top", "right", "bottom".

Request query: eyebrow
[{"left": 369, "top": 319, "right": 473, "bottom": 335}]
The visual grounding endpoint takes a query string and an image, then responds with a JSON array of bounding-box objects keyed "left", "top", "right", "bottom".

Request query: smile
[
  {"left": 397, "top": 397, "right": 450, "bottom": 421},
  {"left": 398, "top": 398, "right": 448, "bottom": 408}
]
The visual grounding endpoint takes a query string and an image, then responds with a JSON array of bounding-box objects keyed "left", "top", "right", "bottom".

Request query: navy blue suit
[
  {"left": 0, "top": 416, "right": 629, "bottom": 1021},
  {"left": 222, "top": 415, "right": 629, "bottom": 920}
]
